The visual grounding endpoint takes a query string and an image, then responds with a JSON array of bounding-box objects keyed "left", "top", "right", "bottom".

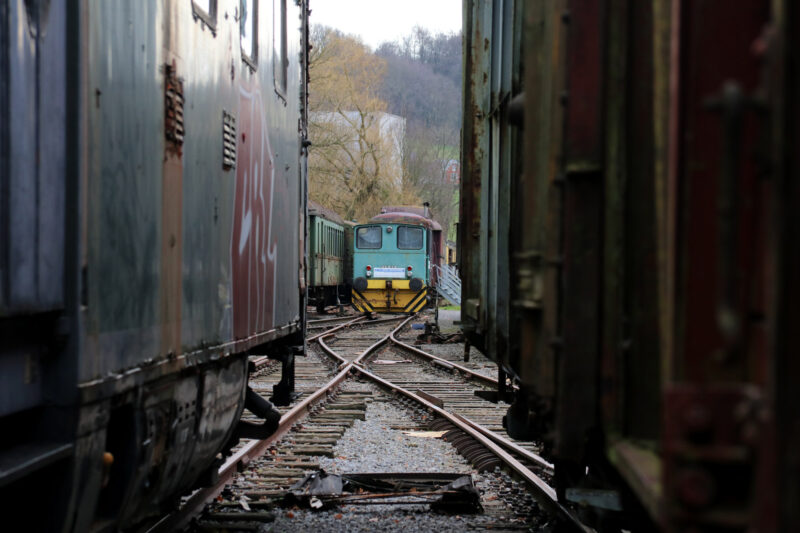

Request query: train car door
[{"left": 663, "top": 2, "right": 798, "bottom": 531}]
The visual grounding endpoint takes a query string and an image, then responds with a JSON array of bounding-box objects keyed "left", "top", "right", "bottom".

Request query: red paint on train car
[
  {"left": 231, "top": 80, "right": 277, "bottom": 339},
  {"left": 565, "top": 0, "right": 604, "bottom": 163}
]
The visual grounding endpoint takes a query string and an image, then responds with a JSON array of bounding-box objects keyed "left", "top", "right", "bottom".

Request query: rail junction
[{"left": 148, "top": 311, "right": 589, "bottom": 532}]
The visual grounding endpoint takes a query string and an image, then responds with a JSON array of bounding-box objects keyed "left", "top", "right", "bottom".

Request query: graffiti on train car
[{"left": 231, "top": 80, "right": 278, "bottom": 338}]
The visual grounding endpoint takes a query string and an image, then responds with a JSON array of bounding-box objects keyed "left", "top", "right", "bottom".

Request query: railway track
[
  {"left": 306, "top": 314, "right": 360, "bottom": 333},
  {"left": 150, "top": 314, "right": 587, "bottom": 532}
]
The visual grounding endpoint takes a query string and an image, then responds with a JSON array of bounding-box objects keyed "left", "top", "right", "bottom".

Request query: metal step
[{"left": 433, "top": 264, "right": 461, "bottom": 306}]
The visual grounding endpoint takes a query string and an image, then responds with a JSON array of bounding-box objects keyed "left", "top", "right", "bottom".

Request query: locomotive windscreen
[
  {"left": 397, "top": 226, "right": 423, "bottom": 249},
  {"left": 357, "top": 226, "right": 382, "bottom": 249}
]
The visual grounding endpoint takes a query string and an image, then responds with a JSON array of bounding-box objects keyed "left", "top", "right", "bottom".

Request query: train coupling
[{"left": 234, "top": 387, "right": 282, "bottom": 440}]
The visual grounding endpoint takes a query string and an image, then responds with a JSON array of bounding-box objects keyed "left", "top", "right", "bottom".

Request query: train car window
[
  {"left": 273, "top": 0, "right": 287, "bottom": 96},
  {"left": 240, "top": 0, "right": 257, "bottom": 67},
  {"left": 397, "top": 226, "right": 423, "bottom": 250},
  {"left": 192, "top": 0, "right": 217, "bottom": 32},
  {"left": 356, "top": 226, "right": 382, "bottom": 249}
]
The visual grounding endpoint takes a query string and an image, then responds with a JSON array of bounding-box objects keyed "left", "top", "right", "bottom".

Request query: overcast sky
[{"left": 310, "top": 0, "right": 463, "bottom": 50}]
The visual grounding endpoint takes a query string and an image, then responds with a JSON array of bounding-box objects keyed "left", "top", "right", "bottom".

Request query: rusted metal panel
[
  {"left": 459, "top": 0, "right": 492, "bottom": 336},
  {"left": 556, "top": 171, "right": 601, "bottom": 461},
  {"left": 622, "top": 0, "right": 662, "bottom": 442},
  {"left": 602, "top": 0, "right": 663, "bottom": 443},
  {"left": 231, "top": 74, "right": 279, "bottom": 338},
  {"left": 665, "top": 1, "right": 778, "bottom": 531},
  {"left": 555, "top": 0, "right": 608, "bottom": 462},
  {"left": 161, "top": 60, "right": 184, "bottom": 358},
  {"left": 517, "top": 0, "right": 568, "bottom": 401},
  {"left": 770, "top": 2, "right": 800, "bottom": 530},
  {"left": 599, "top": 0, "right": 627, "bottom": 443},
  {"left": 663, "top": 385, "right": 764, "bottom": 531},
  {"left": 564, "top": 0, "right": 605, "bottom": 166},
  {"left": 673, "top": 0, "right": 769, "bottom": 383}
]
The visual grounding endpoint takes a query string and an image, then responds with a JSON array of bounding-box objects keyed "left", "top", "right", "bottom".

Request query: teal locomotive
[{"left": 351, "top": 207, "right": 442, "bottom": 314}]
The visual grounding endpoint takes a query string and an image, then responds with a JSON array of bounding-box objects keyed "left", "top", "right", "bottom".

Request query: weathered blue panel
[
  {"left": 0, "top": 349, "right": 41, "bottom": 416},
  {"left": 180, "top": 6, "right": 239, "bottom": 349},
  {"left": 36, "top": 0, "right": 67, "bottom": 308},
  {"left": 84, "top": 1, "right": 162, "bottom": 379},
  {"left": 1, "top": 0, "right": 66, "bottom": 314}
]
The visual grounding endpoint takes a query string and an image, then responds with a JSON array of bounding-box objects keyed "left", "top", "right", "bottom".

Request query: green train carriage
[{"left": 308, "top": 201, "right": 351, "bottom": 312}]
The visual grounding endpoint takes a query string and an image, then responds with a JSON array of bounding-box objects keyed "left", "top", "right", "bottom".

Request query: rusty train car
[
  {"left": 460, "top": 0, "right": 799, "bottom": 531},
  {"left": 0, "top": 0, "right": 309, "bottom": 530}
]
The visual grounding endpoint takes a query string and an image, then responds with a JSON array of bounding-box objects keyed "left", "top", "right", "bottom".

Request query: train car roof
[
  {"left": 369, "top": 211, "right": 443, "bottom": 231},
  {"left": 308, "top": 200, "right": 346, "bottom": 226}
]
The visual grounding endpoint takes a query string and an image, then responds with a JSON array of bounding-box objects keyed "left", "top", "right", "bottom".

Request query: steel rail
[
  {"left": 316, "top": 335, "right": 350, "bottom": 366},
  {"left": 308, "top": 315, "right": 358, "bottom": 325},
  {"left": 385, "top": 325, "right": 556, "bottom": 469},
  {"left": 450, "top": 412, "right": 555, "bottom": 471},
  {"left": 249, "top": 355, "right": 276, "bottom": 371},
  {"left": 348, "top": 365, "right": 589, "bottom": 532},
  {"left": 388, "top": 331, "right": 498, "bottom": 388},
  {"left": 314, "top": 315, "right": 412, "bottom": 366},
  {"left": 248, "top": 316, "right": 365, "bottom": 369},
  {"left": 153, "top": 313, "right": 578, "bottom": 531},
  {"left": 307, "top": 315, "right": 365, "bottom": 342},
  {"left": 147, "top": 364, "right": 354, "bottom": 533},
  {"left": 309, "top": 314, "right": 407, "bottom": 327},
  {"left": 351, "top": 315, "right": 417, "bottom": 366}
]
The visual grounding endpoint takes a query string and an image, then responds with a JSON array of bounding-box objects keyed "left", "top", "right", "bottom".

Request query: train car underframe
[{"left": 0, "top": 329, "right": 301, "bottom": 531}]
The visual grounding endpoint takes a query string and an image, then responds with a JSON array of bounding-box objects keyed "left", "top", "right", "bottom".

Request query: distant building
[{"left": 444, "top": 159, "right": 460, "bottom": 184}]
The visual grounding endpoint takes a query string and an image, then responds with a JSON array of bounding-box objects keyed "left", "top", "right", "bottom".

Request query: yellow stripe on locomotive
[{"left": 351, "top": 279, "right": 428, "bottom": 314}]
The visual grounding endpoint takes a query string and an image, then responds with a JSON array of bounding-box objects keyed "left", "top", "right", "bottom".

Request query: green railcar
[{"left": 308, "top": 202, "right": 351, "bottom": 312}]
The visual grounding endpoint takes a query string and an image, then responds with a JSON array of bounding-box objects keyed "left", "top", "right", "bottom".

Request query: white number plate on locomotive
[{"left": 374, "top": 267, "right": 406, "bottom": 279}]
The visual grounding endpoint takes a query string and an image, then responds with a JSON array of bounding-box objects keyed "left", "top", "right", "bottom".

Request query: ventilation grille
[
  {"left": 165, "top": 67, "right": 185, "bottom": 145},
  {"left": 222, "top": 111, "right": 237, "bottom": 169}
]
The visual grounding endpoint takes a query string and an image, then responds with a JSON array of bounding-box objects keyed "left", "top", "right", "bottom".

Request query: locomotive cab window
[
  {"left": 356, "top": 226, "right": 382, "bottom": 249},
  {"left": 240, "top": 0, "right": 257, "bottom": 67},
  {"left": 397, "top": 226, "right": 423, "bottom": 250}
]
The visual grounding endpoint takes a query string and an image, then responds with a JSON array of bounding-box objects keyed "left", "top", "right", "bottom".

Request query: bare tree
[{"left": 308, "top": 27, "right": 418, "bottom": 221}]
